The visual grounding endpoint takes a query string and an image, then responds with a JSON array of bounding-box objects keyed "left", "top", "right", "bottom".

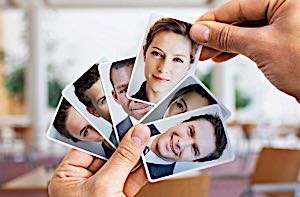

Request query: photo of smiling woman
[{"left": 128, "top": 17, "right": 200, "bottom": 104}]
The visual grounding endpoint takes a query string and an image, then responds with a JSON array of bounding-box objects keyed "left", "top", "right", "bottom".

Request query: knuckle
[
  {"left": 115, "top": 142, "right": 137, "bottom": 164},
  {"left": 216, "top": 24, "right": 233, "bottom": 51}
]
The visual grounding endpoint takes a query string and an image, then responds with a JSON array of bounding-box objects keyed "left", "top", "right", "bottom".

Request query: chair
[
  {"left": 135, "top": 174, "right": 210, "bottom": 197},
  {"left": 241, "top": 147, "right": 300, "bottom": 197}
]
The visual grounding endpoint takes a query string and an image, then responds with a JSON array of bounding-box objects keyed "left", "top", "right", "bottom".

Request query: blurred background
[{"left": 0, "top": 0, "right": 299, "bottom": 196}]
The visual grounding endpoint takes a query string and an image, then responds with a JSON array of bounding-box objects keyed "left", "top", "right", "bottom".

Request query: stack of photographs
[{"left": 47, "top": 14, "right": 235, "bottom": 182}]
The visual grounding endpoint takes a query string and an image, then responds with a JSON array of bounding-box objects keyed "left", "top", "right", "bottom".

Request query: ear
[
  {"left": 112, "top": 90, "right": 120, "bottom": 104},
  {"left": 87, "top": 107, "right": 100, "bottom": 117}
]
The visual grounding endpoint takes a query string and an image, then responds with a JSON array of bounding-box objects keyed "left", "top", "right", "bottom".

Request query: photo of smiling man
[{"left": 142, "top": 105, "right": 233, "bottom": 181}]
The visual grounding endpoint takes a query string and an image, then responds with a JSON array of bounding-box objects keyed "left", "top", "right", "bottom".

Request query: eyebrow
[{"left": 79, "top": 127, "right": 87, "bottom": 136}]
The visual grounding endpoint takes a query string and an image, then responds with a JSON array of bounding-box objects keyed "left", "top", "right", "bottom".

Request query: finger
[
  {"left": 198, "top": 0, "right": 267, "bottom": 23},
  {"left": 88, "top": 158, "right": 106, "bottom": 173},
  {"left": 124, "top": 164, "right": 148, "bottom": 197},
  {"left": 96, "top": 124, "right": 150, "bottom": 184},
  {"left": 200, "top": 47, "right": 222, "bottom": 61},
  {"left": 212, "top": 52, "right": 238, "bottom": 63},
  {"left": 61, "top": 149, "right": 94, "bottom": 169},
  {"left": 54, "top": 149, "right": 95, "bottom": 178},
  {"left": 190, "top": 20, "right": 266, "bottom": 56}
]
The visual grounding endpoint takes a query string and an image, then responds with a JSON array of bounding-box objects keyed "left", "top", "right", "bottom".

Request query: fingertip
[
  {"left": 131, "top": 124, "right": 151, "bottom": 147},
  {"left": 190, "top": 23, "right": 210, "bottom": 43}
]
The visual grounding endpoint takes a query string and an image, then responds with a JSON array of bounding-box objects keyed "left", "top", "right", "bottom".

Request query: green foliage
[
  {"left": 5, "top": 65, "right": 25, "bottom": 101},
  {"left": 5, "top": 65, "right": 64, "bottom": 108},
  {"left": 235, "top": 88, "right": 251, "bottom": 109}
]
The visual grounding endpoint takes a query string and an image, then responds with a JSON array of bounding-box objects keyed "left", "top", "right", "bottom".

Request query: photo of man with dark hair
[
  {"left": 73, "top": 63, "right": 111, "bottom": 123},
  {"left": 143, "top": 111, "right": 228, "bottom": 180},
  {"left": 109, "top": 57, "right": 152, "bottom": 141},
  {"left": 53, "top": 98, "right": 114, "bottom": 158}
]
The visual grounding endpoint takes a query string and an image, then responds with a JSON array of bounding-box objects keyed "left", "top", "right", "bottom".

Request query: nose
[
  {"left": 157, "top": 58, "right": 173, "bottom": 74},
  {"left": 176, "top": 138, "right": 193, "bottom": 150}
]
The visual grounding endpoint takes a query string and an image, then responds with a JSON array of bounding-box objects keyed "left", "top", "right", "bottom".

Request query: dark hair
[
  {"left": 143, "top": 18, "right": 198, "bottom": 64},
  {"left": 73, "top": 64, "right": 100, "bottom": 109},
  {"left": 183, "top": 114, "right": 227, "bottom": 162},
  {"left": 109, "top": 57, "right": 135, "bottom": 89},
  {"left": 168, "top": 84, "right": 217, "bottom": 106},
  {"left": 53, "top": 99, "right": 79, "bottom": 143}
]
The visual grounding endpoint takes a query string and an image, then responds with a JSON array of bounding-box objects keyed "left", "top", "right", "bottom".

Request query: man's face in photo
[
  {"left": 84, "top": 79, "right": 111, "bottom": 123},
  {"left": 65, "top": 106, "right": 104, "bottom": 142},
  {"left": 111, "top": 64, "right": 151, "bottom": 120},
  {"left": 153, "top": 119, "right": 216, "bottom": 162}
]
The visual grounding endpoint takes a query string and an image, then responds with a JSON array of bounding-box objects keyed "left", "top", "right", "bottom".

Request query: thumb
[
  {"left": 190, "top": 21, "right": 262, "bottom": 56},
  {"left": 99, "top": 124, "right": 150, "bottom": 183}
]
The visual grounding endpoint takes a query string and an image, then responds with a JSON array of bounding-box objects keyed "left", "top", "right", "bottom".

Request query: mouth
[
  {"left": 170, "top": 133, "right": 178, "bottom": 156},
  {"left": 131, "top": 104, "right": 150, "bottom": 111},
  {"left": 152, "top": 75, "right": 170, "bottom": 82}
]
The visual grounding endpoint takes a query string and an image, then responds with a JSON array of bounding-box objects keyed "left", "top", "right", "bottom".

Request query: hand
[
  {"left": 190, "top": 0, "right": 300, "bottom": 102},
  {"left": 48, "top": 124, "right": 151, "bottom": 197}
]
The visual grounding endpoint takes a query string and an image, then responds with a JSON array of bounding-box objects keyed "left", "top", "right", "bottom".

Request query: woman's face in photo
[
  {"left": 164, "top": 91, "right": 210, "bottom": 118},
  {"left": 144, "top": 31, "right": 193, "bottom": 98}
]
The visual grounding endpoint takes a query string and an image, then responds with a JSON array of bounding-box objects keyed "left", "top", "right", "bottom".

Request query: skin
[
  {"left": 49, "top": 125, "right": 151, "bottom": 197},
  {"left": 144, "top": 31, "right": 193, "bottom": 103},
  {"left": 150, "top": 119, "right": 216, "bottom": 162},
  {"left": 164, "top": 91, "right": 210, "bottom": 118},
  {"left": 84, "top": 79, "right": 112, "bottom": 123},
  {"left": 190, "top": 0, "right": 300, "bottom": 102},
  {"left": 111, "top": 65, "right": 151, "bottom": 120},
  {"left": 65, "top": 106, "right": 104, "bottom": 142},
  {"left": 50, "top": 1, "right": 300, "bottom": 196}
]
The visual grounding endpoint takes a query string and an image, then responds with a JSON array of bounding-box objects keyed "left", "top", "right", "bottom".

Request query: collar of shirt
[{"left": 129, "top": 116, "right": 138, "bottom": 125}]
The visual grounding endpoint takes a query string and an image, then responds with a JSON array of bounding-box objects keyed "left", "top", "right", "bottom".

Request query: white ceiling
[{"left": 1, "top": 0, "right": 221, "bottom": 9}]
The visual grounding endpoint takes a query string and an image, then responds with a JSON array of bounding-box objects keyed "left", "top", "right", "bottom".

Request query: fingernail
[
  {"left": 191, "top": 24, "right": 210, "bottom": 42},
  {"left": 131, "top": 125, "right": 150, "bottom": 146}
]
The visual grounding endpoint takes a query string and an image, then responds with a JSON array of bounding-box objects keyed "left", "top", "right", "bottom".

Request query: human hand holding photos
[
  {"left": 190, "top": 0, "right": 300, "bottom": 101},
  {"left": 48, "top": 125, "right": 150, "bottom": 197}
]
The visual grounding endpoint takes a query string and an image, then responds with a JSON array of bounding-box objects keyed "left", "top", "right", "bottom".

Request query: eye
[
  {"left": 151, "top": 51, "right": 163, "bottom": 58},
  {"left": 118, "top": 87, "right": 127, "bottom": 94},
  {"left": 173, "top": 57, "right": 184, "bottom": 63},
  {"left": 176, "top": 100, "right": 186, "bottom": 112},
  {"left": 101, "top": 97, "right": 107, "bottom": 104},
  {"left": 83, "top": 128, "right": 89, "bottom": 137},
  {"left": 192, "top": 144, "right": 199, "bottom": 157}
]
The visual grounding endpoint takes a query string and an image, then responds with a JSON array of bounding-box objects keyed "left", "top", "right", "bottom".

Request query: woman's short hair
[
  {"left": 168, "top": 84, "right": 217, "bottom": 107},
  {"left": 143, "top": 18, "right": 198, "bottom": 64}
]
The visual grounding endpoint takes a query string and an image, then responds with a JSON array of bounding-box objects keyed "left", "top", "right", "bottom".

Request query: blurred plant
[
  {"left": 5, "top": 63, "right": 64, "bottom": 108},
  {"left": 4, "top": 12, "right": 66, "bottom": 108},
  {"left": 198, "top": 68, "right": 251, "bottom": 109}
]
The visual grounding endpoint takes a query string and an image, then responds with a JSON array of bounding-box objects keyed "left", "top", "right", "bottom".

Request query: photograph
[
  {"left": 141, "top": 104, "right": 234, "bottom": 182},
  {"left": 62, "top": 62, "right": 117, "bottom": 148},
  {"left": 47, "top": 97, "right": 115, "bottom": 159},
  {"left": 127, "top": 14, "right": 202, "bottom": 105},
  {"left": 140, "top": 75, "right": 231, "bottom": 124},
  {"left": 99, "top": 56, "right": 153, "bottom": 142}
]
